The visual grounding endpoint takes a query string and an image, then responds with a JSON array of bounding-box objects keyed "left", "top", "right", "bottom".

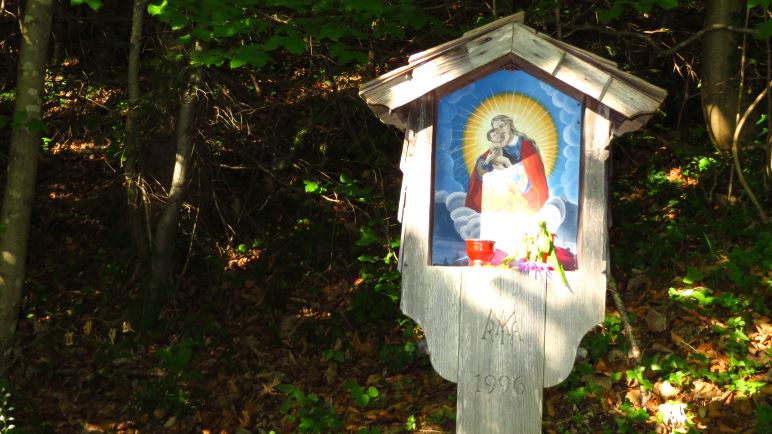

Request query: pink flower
[{"left": 516, "top": 259, "right": 554, "bottom": 273}]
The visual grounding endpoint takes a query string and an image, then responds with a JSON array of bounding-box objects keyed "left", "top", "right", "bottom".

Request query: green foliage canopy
[{"left": 147, "top": 0, "right": 440, "bottom": 68}]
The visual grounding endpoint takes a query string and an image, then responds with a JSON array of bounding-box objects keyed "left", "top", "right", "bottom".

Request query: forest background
[{"left": 0, "top": 0, "right": 770, "bottom": 432}]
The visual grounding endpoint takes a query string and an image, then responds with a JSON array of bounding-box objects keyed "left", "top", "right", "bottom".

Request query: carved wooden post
[{"left": 360, "top": 13, "right": 666, "bottom": 433}]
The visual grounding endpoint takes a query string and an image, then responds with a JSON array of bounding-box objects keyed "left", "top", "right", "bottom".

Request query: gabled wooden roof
[{"left": 359, "top": 13, "right": 667, "bottom": 135}]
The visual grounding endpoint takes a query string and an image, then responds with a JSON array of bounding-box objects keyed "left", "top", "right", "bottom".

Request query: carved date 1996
[{"left": 474, "top": 373, "right": 526, "bottom": 395}]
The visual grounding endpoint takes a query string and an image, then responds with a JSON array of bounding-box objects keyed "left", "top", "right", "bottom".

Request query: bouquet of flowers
[{"left": 503, "top": 221, "right": 568, "bottom": 287}]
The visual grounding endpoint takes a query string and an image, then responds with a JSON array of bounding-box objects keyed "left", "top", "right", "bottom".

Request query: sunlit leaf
[
  {"left": 147, "top": 0, "right": 167, "bottom": 16},
  {"left": 304, "top": 180, "right": 320, "bottom": 193},
  {"left": 366, "top": 386, "right": 379, "bottom": 398},
  {"left": 71, "top": 0, "right": 102, "bottom": 10}
]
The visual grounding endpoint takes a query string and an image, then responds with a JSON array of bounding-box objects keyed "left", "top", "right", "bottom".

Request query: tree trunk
[
  {"left": 701, "top": 0, "right": 744, "bottom": 153},
  {"left": 0, "top": 0, "right": 54, "bottom": 371},
  {"left": 125, "top": 0, "right": 149, "bottom": 263},
  {"left": 141, "top": 47, "right": 202, "bottom": 329}
]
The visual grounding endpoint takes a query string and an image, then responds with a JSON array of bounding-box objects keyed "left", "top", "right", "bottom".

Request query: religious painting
[{"left": 431, "top": 69, "right": 582, "bottom": 270}]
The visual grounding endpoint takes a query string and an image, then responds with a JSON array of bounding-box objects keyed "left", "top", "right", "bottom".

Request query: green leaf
[
  {"left": 147, "top": 0, "right": 167, "bottom": 16},
  {"left": 405, "top": 414, "right": 417, "bottom": 431},
  {"left": 158, "top": 342, "right": 193, "bottom": 375},
  {"left": 342, "top": 0, "right": 385, "bottom": 15},
  {"left": 299, "top": 417, "right": 314, "bottom": 429},
  {"left": 697, "top": 157, "right": 714, "bottom": 171},
  {"left": 276, "top": 383, "right": 295, "bottom": 394},
  {"left": 357, "top": 255, "right": 378, "bottom": 263},
  {"left": 304, "top": 180, "right": 320, "bottom": 193},
  {"left": 71, "top": 0, "right": 102, "bottom": 10},
  {"left": 191, "top": 26, "right": 213, "bottom": 42},
  {"left": 356, "top": 225, "right": 379, "bottom": 246},
  {"left": 264, "top": 35, "right": 305, "bottom": 55},
  {"left": 279, "top": 398, "right": 292, "bottom": 413},
  {"left": 682, "top": 267, "right": 704, "bottom": 285},
  {"left": 213, "top": 23, "right": 238, "bottom": 38},
  {"left": 191, "top": 48, "right": 226, "bottom": 67},
  {"left": 597, "top": 2, "right": 623, "bottom": 24},
  {"left": 748, "top": 0, "right": 771, "bottom": 8},
  {"left": 567, "top": 386, "right": 586, "bottom": 403},
  {"left": 754, "top": 20, "right": 772, "bottom": 40},
  {"left": 656, "top": 0, "right": 678, "bottom": 9},
  {"left": 318, "top": 24, "right": 346, "bottom": 41},
  {"left": 283, "top": 35, "right": 306, "bottom": 55},
  {"left": 230, "top": 45, "right": 270, "bottom": 69},
  {"left": 329, "top": 43, "right": 368, "bottom": 65},
  {"left": 366, "top": 386, "right": 379, "bottom": 398},
  {"left": 353, "top": 389, "right": 369, "bottom": 407}
]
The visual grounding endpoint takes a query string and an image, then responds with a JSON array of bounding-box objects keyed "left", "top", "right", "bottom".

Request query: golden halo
[{"left": 462, "top": 93, "right": 558, "bottom": 176}]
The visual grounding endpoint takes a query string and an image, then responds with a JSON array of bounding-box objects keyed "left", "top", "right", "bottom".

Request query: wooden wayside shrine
[{"left": 359, "top": 13, "right": 666, "bottom": 433}]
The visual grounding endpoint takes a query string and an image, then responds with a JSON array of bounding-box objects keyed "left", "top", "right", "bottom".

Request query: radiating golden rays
[{"left": 462, "top": 93, "right": 558, "bottom": 175}]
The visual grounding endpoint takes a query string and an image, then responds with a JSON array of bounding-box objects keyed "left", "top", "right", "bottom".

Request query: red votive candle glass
[{"left": 465, "top": 239, "right": 495, "bottom": 266}]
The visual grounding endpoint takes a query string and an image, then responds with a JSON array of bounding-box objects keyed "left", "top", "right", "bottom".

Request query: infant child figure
[{"left": 484, "top": 129, "right": 512, "bottom": 170}]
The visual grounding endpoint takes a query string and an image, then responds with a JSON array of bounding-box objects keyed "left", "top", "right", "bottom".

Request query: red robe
[{"left": 465, "top": 138, "right": 548, "bottom": 213}]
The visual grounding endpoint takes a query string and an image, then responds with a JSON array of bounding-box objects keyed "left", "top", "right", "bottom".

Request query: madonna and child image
[{"left": 432, "top": 69, "right": 582, "bottom": 270}]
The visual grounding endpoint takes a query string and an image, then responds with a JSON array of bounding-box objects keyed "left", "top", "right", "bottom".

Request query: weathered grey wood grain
[
  {"left": 509, "top": 24, "right": 565, "bottom": 74},
  {"left": 398, "top": 94, "right": 461, "bottom": 382},
  {"left": 601, "top": 79, "right": 661, "bottom": 123},
  {"left": 553, "top": 53, "right": 609, "bottom": 101},
  {"left": 543, "top": 102, "right": 611, "bottom": 387},
  {"left": 457, "top": 268, "right": 546, "bottom": 433},
  {"left": 396, "top": 103, "right": 414, "bottom": 272},
  {"left": 367, "top": 25, "right": 513, "bottom": 111}
]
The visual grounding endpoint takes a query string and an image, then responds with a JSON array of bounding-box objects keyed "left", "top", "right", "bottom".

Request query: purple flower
[{"left": 516, "top": 259, "right": 554, "bottom": 273}]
